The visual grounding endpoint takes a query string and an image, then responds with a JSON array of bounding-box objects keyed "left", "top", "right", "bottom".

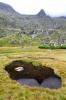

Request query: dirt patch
[{"left": 5, "top": 60, "right": 62, "bottom": 89}]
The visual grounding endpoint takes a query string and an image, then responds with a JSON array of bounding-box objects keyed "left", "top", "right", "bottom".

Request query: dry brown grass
[{"left": 0, "top": 47, "right": 66, "bottom": 100}]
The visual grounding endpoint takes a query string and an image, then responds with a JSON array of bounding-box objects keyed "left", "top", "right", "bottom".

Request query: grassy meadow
[{"left": 0, "top": 46, "right": 66, "bottom": 100}]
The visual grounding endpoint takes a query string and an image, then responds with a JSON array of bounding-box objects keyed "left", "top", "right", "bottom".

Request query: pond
[
  {"left": 41, "top": 77, "right": 61, "bottom": 89},
  {"left": 17, "top": 79, "right": 39, "bottom": 87},
  {"left": 16, "top": 77, "right": 61, "bottom": 89},
  {"left": 5, "top": 60, "right": 62, "bottom": 89}
]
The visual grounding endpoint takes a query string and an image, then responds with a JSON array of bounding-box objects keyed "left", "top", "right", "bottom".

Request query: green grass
[{"left": 0, "top": 47, "right": 66, "bottom": 100}]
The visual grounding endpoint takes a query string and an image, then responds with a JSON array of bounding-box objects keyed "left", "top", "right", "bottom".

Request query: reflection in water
[
  {"left": 41, "top": 77, "right": 61, "bottom": 89},
  {"left": 17, "top": 77, "right": 61, "bottom": 89},
  {"left": 17, "top": 79, "right": 39, "bottom": 86}
]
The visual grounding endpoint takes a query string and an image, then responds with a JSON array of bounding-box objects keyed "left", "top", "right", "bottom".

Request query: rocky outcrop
[{"left": 37, "top": 9, "right": 47, "bottom": 17}]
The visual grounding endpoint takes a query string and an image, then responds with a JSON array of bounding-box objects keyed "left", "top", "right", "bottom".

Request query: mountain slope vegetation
[{"left": 0, "top": 2, "right": 66, "bottom": 46}]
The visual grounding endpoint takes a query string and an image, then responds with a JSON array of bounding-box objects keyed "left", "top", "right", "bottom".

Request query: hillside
[
  {"left": 0, "top": 2, "right": 66, "bottom": 31},
  {"left": 0, "top": 2, "right": 66, "bottom": 100},
  {"left": 0, "top": 2, "right": 66, "bottom": 46}
]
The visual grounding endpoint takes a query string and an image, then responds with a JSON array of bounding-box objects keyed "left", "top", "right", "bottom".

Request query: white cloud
[
  {"left": 43, "top": 0, "right": 66, "bottom": 16},
  {"left": 0, "top": 0, "right": 66, "bottom": 16}
]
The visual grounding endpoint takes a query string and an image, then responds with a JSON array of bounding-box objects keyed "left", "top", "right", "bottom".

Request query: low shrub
[
  {"left": 60, "top": 45, "right": 66, "bottom": 49},
  {"left": 39, "top": 44, "right": 50, "bottom": 49},
  {"left": 39, "top": 44, "right": 66, "bottom": 49}
]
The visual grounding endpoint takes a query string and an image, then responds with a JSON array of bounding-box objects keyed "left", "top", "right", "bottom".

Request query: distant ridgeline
[{"left": 0, "top": 2, "right": 66, "bottom": 47}]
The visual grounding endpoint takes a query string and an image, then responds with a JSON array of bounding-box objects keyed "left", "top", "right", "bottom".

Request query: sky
[{"left": 0, "top": 0, "right": 66, "bottom": 17}]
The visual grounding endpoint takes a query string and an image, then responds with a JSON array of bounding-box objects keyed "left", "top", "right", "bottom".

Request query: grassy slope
[
  {"left": 0, "top": 30, "right": 66, "bottom": 47},
  {"left": 0, "top": 47, "right": 66, "bottom": 100},
  {"left": 0, "top": 34, "right": 32, "bottom": 46},
  {"left": 0, "top": 33, "right": 46, "bottom": 46}
]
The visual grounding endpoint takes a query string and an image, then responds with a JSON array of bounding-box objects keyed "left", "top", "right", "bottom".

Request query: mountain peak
[
  {"left": 0, "top": 2, "right": 17, "bottom": 15},
  {"left": 37, "top": 9, "right": 46, "bottom": 17}
]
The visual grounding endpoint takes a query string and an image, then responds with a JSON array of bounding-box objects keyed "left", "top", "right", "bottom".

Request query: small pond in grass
[{"left": 5, "top": 60, "right": 62, "bottom": 89}]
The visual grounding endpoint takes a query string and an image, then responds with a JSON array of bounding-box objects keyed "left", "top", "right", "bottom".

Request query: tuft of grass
[{"left": 32, "top": 60, "right": 42, "bottom": 67}]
